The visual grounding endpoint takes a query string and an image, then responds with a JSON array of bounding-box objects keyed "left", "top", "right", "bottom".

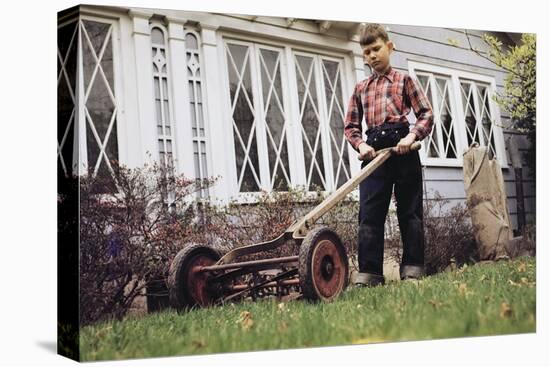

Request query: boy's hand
[
  {"left": 395, "top": 133, "right": 417, "bottom": 155},
  {"left": 358, "top": 142, "right": 377, "bottom": 161}
]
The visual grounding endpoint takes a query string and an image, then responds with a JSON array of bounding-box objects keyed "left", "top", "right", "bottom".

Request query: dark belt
[{"left": 366, "top": 122, "right": 410, "bottom": 150}]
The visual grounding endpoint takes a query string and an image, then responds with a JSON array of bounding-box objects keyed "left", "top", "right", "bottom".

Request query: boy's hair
[{"left": 359, "top": 23, "right": 389, "bottom": 46}]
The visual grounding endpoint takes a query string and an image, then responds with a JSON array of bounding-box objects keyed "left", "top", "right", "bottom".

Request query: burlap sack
[{"left": 463, "top": 144, "right": 512, "bottom": 260}]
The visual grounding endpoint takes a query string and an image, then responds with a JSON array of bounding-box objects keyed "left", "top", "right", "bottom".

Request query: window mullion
[
  {"left": 284, "top": 46, "right": 306, "bottom": 188},
  {"left": 314, "top": 55, "right": 332, "bottom": 191},
  {"left": 77, "top": 19, "right": 88, "bottom": 176},
  {"left": 250, "top": 44, "right": 270, "bottom": 191},
  {"left": 450, "top": 73, "right": 468, "bottom": 160}
]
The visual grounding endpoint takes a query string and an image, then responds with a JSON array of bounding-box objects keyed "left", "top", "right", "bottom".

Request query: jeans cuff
[
  {"left": 355, "top": 272, "right": 385, "bottom": 286},
  {"left": 400, "top": 265, "right": 425, "bottom": 280}
]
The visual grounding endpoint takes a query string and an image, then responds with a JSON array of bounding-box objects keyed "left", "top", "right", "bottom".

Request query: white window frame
[
  {"left": 149, "top": 22, "right": 177, "bottom": 171},
  {"left": 184, "top": 29, "right": 211, "bottom": 197},
  {"left": 292, "top": 50, "right": 352, "bottom": 192},
  {"left": 221, "top": 39, "right": 294, "bottom": 197},
  {"left": 408, "top": 61, "right": 508, "bottom": 168},
  {"left": 219, "top": 33, "right": 354, "bottom": 201},
  {"left": 57, "top": 17, "right": 80, "bottom": 178},
  {"left": 57, "top": 14, "right": 125, "bottom": 179}
]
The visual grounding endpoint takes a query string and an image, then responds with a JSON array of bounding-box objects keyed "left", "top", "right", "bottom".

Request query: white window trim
[
  {"left": 218, "top": 32, "right": 353, "bottom": 203},
  {"left": 408, "top": 61, "right": 508, "bottom": 168}
]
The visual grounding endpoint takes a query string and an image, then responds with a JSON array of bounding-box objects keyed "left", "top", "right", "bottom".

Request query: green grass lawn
[{"left": 80, "top": 257, "right": 536, "bottom": 361}]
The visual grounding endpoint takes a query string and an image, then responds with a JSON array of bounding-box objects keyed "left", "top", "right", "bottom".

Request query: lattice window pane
[
  {"left": 435, "top": 77, "right": 457, "bottom": 159},
  {"left": 259, "top": 48, "right": 290, "bottom": 191},
  {"left": 81, "top": 20, "right": 118, "bottom": 191},
  {"left": 461, "top": 81, "right": 480, "bottom": 147},
  {"left": 57, "top": 21, "right": 78, "bottom": 177},
  {"left": 295, "top": 54, "right": 326, "bottom": 191},
  {"left": 323, "top": 59, "right": 350, "bottom": 188},
  {"left": 226, "top": 43, "right": 260, "bottom": 192},
  {"left": 478, "top": 85, "right": 497, "bottom": 157},
  {"left": 417, "top": 73, "right": 440, "bottom": 158}
]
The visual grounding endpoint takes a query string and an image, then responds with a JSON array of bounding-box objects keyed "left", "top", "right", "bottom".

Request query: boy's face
[{"left": 362, "top": 38, "right": 394, "bottom": 74}]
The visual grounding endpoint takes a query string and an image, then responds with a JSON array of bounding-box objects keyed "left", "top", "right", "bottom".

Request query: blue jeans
[{"left": 358, "top": 151, "right": 425, "bottom": 277}]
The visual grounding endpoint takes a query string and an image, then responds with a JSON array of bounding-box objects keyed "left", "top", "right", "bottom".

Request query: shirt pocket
[{"left": 385, "top": 96, "right": 402, "bottom": 118}]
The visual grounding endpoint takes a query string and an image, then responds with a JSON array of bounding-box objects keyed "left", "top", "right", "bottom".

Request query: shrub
[
  {"left": 196, "top": 189, "right": 359, "bottom": 262},
  {"left": 77, "top": 162, "right": 213, "bottom": 325},
  {"left": 385, "top": 192, "right": 478, "bottom": 274},
  {"left": 75, "top": 165, "right": 476, "bottom": 324}
]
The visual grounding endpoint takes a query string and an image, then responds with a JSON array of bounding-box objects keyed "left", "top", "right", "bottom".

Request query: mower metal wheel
[
  {"left": 167, "top": 243, "right": 220, "bottom": 310},
  {"left": 298, "top": 226, "right": 349, "bottom": 301}
]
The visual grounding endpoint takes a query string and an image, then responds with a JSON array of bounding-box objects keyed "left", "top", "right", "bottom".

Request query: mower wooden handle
[
  {"left": 288, "top": 141, "right": 422, "bottom": 238},
  {"left": 393, "top": 141, "right": 421, "bottom": 153},
  {"left": 357, "top": 141, "right": 422, "bottom": 160}
]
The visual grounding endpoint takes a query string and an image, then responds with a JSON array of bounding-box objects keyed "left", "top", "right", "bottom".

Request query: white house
[{"left": 57, "top": 4, "right": 535, "bottom": 231}]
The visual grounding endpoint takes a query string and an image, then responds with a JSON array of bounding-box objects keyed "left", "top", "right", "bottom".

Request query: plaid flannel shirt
[{"left": 343, "top": 67, "right": 433, "bottom": 151}]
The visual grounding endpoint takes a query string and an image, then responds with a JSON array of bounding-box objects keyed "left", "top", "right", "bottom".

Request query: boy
[{"left": 343, "top": 24, "right": 433, "bottom": 287}]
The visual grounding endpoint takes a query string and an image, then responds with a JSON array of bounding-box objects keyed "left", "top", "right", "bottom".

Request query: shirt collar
[{"left": 367, "top": 66, "right": 395, "bottom": 85}]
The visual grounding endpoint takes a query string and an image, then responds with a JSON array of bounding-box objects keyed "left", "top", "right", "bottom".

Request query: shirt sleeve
[
  {"left": 343, "top": 83, "right": 365, "bottom": 152},
  {"left": 404, "top": 75, "right": 434, "bottom": 141}
]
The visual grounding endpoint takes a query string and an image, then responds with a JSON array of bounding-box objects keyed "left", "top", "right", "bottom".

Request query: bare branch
[{"left": 463, "top": 29, "right": 525, "bottom": 80}]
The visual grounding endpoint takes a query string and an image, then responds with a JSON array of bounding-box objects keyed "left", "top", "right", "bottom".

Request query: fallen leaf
[
  {"left": 517, "top": 262, "right": 527, "bottom": 273},
  {"left": 520, "top": 277, "right": 529, "bottom": 285},
  {"left": 192, "top": 340, "right": 206, "bottom": 348},
  {"left": 356, "top": 304, "right": 362, "bottom": 309},
  {"left": 277, "top": 302, "right": 286, "bottom": 312},
  {"left": 500, "top": 303, "right": 513, "bottom": 318},
  {"left": 278, "top": 321, "right": 288, "bottom": 332},
  {"left": 508, "top": 279, "right": 519, "bottom": 286},
  {"left": 479, "top": 274, "right": 487, "bottom": 282},
  {"left": 94, "top": 326, "right": 112, "bottom": 338},
  {"left": 238, "top": 311, "right": 254, "bottom": 330},
  {"left": 239, "top": 310, "right": 250, "bottom": 319}
]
